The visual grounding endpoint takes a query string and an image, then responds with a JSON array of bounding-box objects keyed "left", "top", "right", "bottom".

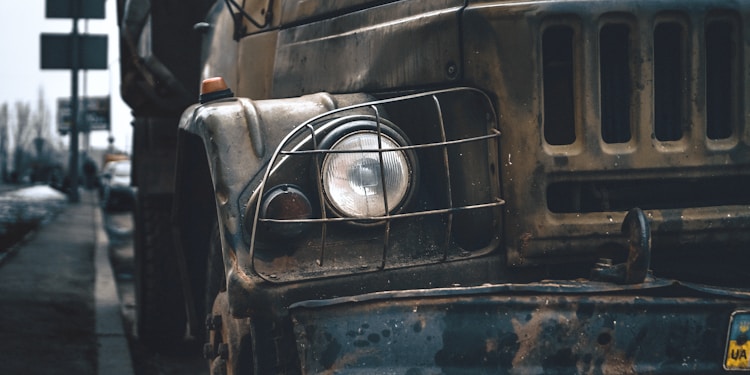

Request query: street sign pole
[
  {"left": 68, "top": 1, "right": 80, "bottom": 203},
  {"left": 41, "top": 0, "right": 106, "bottom": 202}
]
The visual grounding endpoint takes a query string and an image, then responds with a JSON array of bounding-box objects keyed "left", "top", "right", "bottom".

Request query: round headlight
[{"left": 320, "top": 121, "right": 416, "bottom": 219}]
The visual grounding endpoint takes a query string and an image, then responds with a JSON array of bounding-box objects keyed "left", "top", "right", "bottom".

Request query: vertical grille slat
[
  {"left": 705, "top": 18, "right": 738, "bottom": 140},
  {"left": 654, "top": 22, "right": 685, "bottom": 141},
  {"left": 599, "top": 23, "right": 633, "bottom": 144},
  {"left": 543, "top": 25, "right": 576, "bottom": 145}
]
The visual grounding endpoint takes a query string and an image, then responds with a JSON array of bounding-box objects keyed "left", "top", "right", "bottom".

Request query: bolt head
[
  {"left": 205, "top": 314, "right": 223, "bottom": 330},
  {"left": 218, "top": 343, "right": 229, "bottom": 360},
  {"left": 203, "top": 343, "right": 215, "bottom": 359}
]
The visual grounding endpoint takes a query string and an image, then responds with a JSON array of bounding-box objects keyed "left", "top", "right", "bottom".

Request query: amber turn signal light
[{"left": 199, "top": 77, "right": 234, "bottom": 104}]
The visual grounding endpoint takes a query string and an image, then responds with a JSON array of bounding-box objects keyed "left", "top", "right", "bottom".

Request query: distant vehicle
[{"left": 99, "top": 160, "right": 134, "bottom": 211}]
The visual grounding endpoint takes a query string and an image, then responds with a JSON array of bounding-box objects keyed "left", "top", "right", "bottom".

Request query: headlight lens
[
  {"left": 259, "top": 185, "right": 312, "bottom": 238},
  {"left": 322, "top": 130, "right": 412, "bottom": 218}
]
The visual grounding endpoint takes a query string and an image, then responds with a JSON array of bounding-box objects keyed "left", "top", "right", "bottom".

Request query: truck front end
[{"left": 177, "top": 0, "right": 750, "bottom": 373}]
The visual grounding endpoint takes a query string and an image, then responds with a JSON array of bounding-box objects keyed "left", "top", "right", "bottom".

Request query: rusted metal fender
[
  {"left": 177, "top": 93, "right": 373, "bottom": 301},
  {"left": 178, "top": 92, "right": 373, "bottom": 217}
]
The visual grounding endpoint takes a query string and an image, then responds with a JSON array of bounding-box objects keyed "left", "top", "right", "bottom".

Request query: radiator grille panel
[{"left": 541, "top": 8, "right": 747, "bottom": 213}]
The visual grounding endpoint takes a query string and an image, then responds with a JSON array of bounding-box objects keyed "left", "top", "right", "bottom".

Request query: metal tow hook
[
  {"left": 591, "top": 207, "right": 652, "bottom": 284},
  {"left": 203, "top": 314, "right": 224, "bottom": 359},
  {"left": 204, "top": 342, "right": 229, "bottom": 360}
]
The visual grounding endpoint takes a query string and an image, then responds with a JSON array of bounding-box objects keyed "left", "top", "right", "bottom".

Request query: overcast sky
[{"left": 0, "top": 0, "right": 131, "bottom": 152}]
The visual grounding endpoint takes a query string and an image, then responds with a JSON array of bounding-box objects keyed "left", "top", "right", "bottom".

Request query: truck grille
[
  {"left": 476, "top": 0, "right": 750, "bottom": 283},
  {"left": 541, "top": 8, "right": 749, "bottom": 213}
]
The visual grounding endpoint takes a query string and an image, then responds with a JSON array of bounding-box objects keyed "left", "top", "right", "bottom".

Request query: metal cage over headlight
[
  {"left": 319, "top": 119, "right": 417, "bottom": 219},
  {"left": 247, "top": 88, "right": 503, "bottom": 282}
]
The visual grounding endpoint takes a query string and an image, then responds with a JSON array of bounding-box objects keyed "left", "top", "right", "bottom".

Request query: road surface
[{"left": 0, "top": 185, "right": 206, "bottom": 375}]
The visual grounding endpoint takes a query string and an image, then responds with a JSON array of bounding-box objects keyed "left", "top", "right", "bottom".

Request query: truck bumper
[{"left": 290, "top": 280, "right": 749, "bottom": 374}]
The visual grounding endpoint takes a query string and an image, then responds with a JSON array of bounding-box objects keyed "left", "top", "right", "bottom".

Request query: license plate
[{"left": 725, "top": 310, "right": 750, "bottom": 371}]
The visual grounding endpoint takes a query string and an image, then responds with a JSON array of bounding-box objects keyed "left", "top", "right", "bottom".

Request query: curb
[{"left": 94, "top": 204, "right": 136, "bottom": 375}]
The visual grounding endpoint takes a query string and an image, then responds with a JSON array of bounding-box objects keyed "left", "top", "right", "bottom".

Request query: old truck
[{"left": 117, "top": 0, "right": 750, "bottom": 373}]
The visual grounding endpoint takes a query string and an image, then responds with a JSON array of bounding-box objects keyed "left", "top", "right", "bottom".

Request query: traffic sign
[
  {"left": 57, "top": 96, "right": 110, "bottom": 134},
  {"left": 45, "top": 0, "right": 105, "bottom": 19},
  {"left": 43, "top": 0, "right": 107, "bottom": 202},
  {"left": 41, "top": 33, "right": 108, "bottom": 70}
]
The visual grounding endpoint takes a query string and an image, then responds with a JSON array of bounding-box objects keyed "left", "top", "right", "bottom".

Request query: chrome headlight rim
[{"left": 318, "top": 117, "right": 418, "bottom": 223}]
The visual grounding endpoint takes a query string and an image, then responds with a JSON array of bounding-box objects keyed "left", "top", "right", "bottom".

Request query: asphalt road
[
  {"left": 0, "top": 187, "right": 99, "bottom": 375},
  {"left": 0, "top": 185, "right": 206, "bottom": 375}
]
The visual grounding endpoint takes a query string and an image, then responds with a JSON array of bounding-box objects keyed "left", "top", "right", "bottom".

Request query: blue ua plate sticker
[{"left": 725, "top": 311, "right": 750, "bottom": 371}]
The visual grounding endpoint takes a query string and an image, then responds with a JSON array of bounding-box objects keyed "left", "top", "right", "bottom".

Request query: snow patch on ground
[
  {"left": 7, "top": 186, "right": 67, "bottom": 201},
  {"left": 0, "top": 186, "right": 68, "bottom": 229}
]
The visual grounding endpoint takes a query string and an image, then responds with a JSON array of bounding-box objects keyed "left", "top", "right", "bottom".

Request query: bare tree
[
  {"left": 31, "top": 87, "right": 54, "bottom": 166},
  {"left": 0, "top": 103, "right": 7, "bottom": 181},
  {"left": 30, "top": 88, "right": 60, "bottom": 183},
  {"left": 32, "top": 87, "right": 52, "bottom": 153},
  {"left": 2, "top": 90, "right": 56, "bottom": 183},
  {"left": 12, "top": 101, "right": 32, "bottom": 181}
]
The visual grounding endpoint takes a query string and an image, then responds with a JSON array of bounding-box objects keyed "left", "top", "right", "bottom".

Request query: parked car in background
[{"left": 99, "top": 160, "right": 135, "bottom": 211}]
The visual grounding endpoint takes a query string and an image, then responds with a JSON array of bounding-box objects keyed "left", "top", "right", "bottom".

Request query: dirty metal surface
[
  {"left": 273, "top": 0, "right": 464, "bottom": 97},
  {"left": 460, "top": 0, "right": 750, "bottom": 267},
  {"left": 291, "top": 281, "right": 749, "bottom": 374}
]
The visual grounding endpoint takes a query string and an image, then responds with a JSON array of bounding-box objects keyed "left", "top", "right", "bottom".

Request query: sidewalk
[{"left": 0, "top": 189, "right": 134, "bottom": 375}]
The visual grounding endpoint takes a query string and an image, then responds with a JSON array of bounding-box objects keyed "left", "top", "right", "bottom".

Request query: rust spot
[
  {"left": 320, "top": 332, "right": 341, "bottom": 369},
  {"left": 519, "top": 232, "right": 533, "bottom": 252},
  {"left": 413, "top": 321, "right": 423, "bottom": 333}
]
